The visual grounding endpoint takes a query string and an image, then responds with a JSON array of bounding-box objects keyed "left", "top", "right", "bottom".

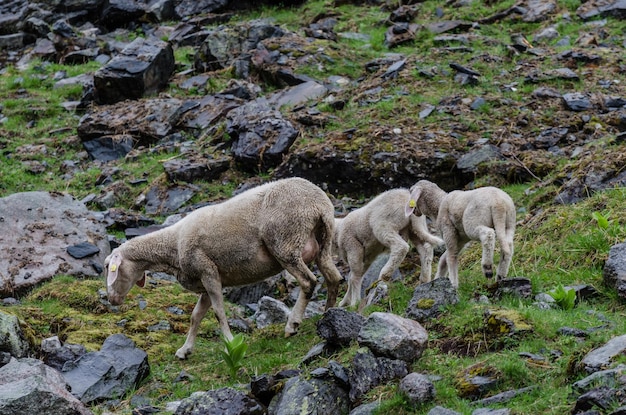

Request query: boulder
[
  {"left": 405, "top": 277, "right": 459, "bottom": 322},
  {"left": 603, "top": 242, "right": 626, "bottom": 301},
  {"left": 268, "top": 374, "right": 350, "bottom": 415},
  {"left": 94, "top": 37, "right": 175, "bottom": 104},
  {"left": 348, "top": 348, "right": 408, "bottom": 403},
  {"left": 61, "top": 334, "right": 150, "bottom": 404},
  {"left": 579, "top": 334, "right": 626, "bottom": 374},
  {"left": 0, "top": 311, "right": 30, "bottom": 358},
  {"left": 175, "top": 387, "right": 265, "bottom": 415},
  {"left": 227, "top": 97, "right": 299, "bottom": 171},
  {"left": 0, "top": 358, "right": 93, "bottom": 415},
  {"left": 0, "top": 192, "right": 110, "bottom": 296},
  {"left": 316, "top": 307, "right": 365, "bottom": 347},
  {"left": 357, "top": 312, "right": 428, "bottom": 363}
]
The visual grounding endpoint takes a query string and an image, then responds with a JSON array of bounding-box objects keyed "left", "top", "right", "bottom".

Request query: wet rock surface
[{"left": 0, "top": 192, "right": 110, "bottom": 295}]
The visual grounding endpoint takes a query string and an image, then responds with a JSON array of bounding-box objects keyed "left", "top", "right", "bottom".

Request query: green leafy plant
[
  {"left": 220, "top": 334, "right": 248, "bottom": 379},
  {"left": 548, "top": 284, "right": 576, "bottom": 310},
  {"left": 592, "top": 211, "right": 610, "bottom": 230}
]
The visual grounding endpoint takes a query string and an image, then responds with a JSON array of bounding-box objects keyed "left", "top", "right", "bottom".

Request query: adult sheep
[
  {"left": 335, "top": 188, "right": 444, "bottom": 307},
  {"left": 104, "top": 177, "right": 342, "bottom": 359},
  {"left": 405, "top": 180, "right": 516, "bottom": 288}
]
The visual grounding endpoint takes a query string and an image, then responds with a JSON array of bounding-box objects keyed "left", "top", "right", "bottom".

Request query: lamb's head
[{"left": 104, "top": 249, "right": 146, "bottom": 306}]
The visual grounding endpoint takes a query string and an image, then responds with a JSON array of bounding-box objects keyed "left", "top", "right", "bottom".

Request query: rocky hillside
[{"left": 0, "top": 0, "right": 625, "bottom": 414}]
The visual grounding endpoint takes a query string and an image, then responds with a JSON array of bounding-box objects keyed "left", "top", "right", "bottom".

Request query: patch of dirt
[{"left": 431, "top": 336, "right": 499, "bottom": 358}]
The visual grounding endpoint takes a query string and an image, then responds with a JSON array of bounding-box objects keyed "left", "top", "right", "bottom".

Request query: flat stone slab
[{"left": 0, "top": 192, "right": 110, "bottom": 296}]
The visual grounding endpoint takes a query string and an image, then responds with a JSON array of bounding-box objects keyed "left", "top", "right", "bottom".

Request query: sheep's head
[{"left": 104, "top": 249, "right": 146, "bottom": 306}]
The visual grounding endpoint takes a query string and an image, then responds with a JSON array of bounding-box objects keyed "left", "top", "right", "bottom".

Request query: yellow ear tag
[
  {"left": 110, "top": 264, "right": 117, "bottom": 272},
  {"left": 409, "top": 200, "right": 416, "bottom": 208}
]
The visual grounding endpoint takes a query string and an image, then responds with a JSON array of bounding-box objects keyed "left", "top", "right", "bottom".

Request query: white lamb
[
  {"left": 405, "top": 180, "right": 516, "bottom": 288},
  {"left": 335, "top": 188, "right": 444, "bottom": 307},
  {"left": 104, "top": 177, "right": 342, "bottom": 359}
]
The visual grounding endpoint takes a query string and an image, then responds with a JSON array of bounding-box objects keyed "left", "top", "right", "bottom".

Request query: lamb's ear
[
  {"left": 107, "top": 252, "right": 123, "bottom": 287},
  {"left": 405, "top": 187, "right": 421, "bottom": 217},
  {"left": 136, "top": 272, "right": 147, "bottom": 288}
]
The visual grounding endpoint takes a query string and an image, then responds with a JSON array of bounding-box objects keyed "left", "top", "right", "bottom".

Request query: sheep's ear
[
  {"left": 136, "top": 272, "right": 147, "bottom": 288},
  {"left": 405, "top": 187, "right": 421, "bottom": 217},
  {"left": 107, "top": 252, "right": 123, "bottom": 287}
]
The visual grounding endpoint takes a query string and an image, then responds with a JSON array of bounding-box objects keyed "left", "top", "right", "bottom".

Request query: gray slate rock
[
  {"left": 0, "top": 310, "right": 29, "bottom": 358},
  {"left": 428, "top": 407, "right": 462, "bottom": 415},
  {"left": 175, "top": 387, "right": 265, "bottom": 415},
  {"left": 0, "top": 357, "right": 93, "bottom": 415},
  {"left": 316, "top": 307, "right": 365, "bottom": 347},
  {"left": 399, "top": 372, "right": 436, "bottom": 405},
  {"left": 573, "top": 364, "right": 626, "bottom": 394},
  {"left": 604, "top": 242, "right": 626, "bottom": 301},
  {"left": 349, "top": 348, "right": 408, "bottom": 402},
  {"left": 580, "top": 334, "right": 626, "bottom": 374},
  {"left": 62, "top": 334, "right": 150, "bottom": 404},
  {"left": 405, "top": 277, "right": 459, "bottom": 322},
  {"left": 77, "top": 98, "right": 182, "bottom": 145},
  {"left": 227, "top": 97, "right": 299, "bottom": 171},
  {"left": 268, "top": 374, "right": 350, "bottom": 415},
  {"left": 357, "top": 312, "right": 428, "bottom": 363},
  {"left": 349, "top": 401, "right": 381, "bottom": 415},
  {"left": 94, "top": 37, "right": 175, "bottom": 104},
  {"left": 0, "top": 192, "right": 110, "bottom": 296},
  {"left": 252, "top": 296, "right": 290, "bottom": 329}
]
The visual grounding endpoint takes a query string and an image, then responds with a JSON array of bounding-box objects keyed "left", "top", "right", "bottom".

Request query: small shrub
[{"left": 548, "top": 285, "right": 576, "bottom": 310}]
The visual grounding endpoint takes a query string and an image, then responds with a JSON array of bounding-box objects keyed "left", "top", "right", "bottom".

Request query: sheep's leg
[
  {"left": 496, "top": 237, "right": 514, "bottom": 280},
  {"left": 440, "top": 223, "right": 463, "bottom": 287},
  {"left": 339, "top": 247, "right": 366, "bottom": 308},
  {"left": 435, "top": 250, "right": 448, "bottom": 280},
  {"left": 176, "top": 293, "right": 212, "bottom": 359},
  {"left": 316, "top": 238, "right": 342, "bottom": 310},
  {"left": 415, "top": 242, "right": 434, "bottom": 283},
  {"left": 377, "top": 233, "right": 409, "bottom": 282},
  {"left": 474, "top": 225, "right": 496, "bottom": 279},
  {"left": 282, "top": 258, "right": 318, "bottom": 337}
]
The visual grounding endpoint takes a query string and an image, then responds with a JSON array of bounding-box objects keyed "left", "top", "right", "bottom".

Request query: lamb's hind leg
[
  {"left": 339, "top": 245, "right": 365, "bottom": 308},
  {"left": 317, "top": 244, "right": 342, "bottom": 310},
  {"left": 176, "top": 293, "right": 212, "bottom": 359},
  {"left": 415, "top": 242, "right": 434, "bottom": 283},
  {"left": 281, "top": 257, "right": 318, "bottom": 337},
  {"left": 496, "top": 237, "right": 514, "bottom": 281},
  {"left": 475, "top": 225, "right": 496, "bottom": 279}
]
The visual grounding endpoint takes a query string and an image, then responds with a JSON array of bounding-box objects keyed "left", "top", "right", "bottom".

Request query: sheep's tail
[{"left": 316, "top": 209, "right": 336, "bottom": 259}]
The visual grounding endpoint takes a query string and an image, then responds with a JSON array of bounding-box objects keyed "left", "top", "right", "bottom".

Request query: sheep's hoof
[
  {"left": 175, "top": 348, "right": 191, "bottom": 360},
  {"left": 285, "top": 322, "right": 300, "bottom": 337},
  {"left": 483, "top": 265, "right": 493, "bottom": 279}
]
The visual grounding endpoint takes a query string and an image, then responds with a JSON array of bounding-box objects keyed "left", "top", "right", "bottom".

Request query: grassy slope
[{"left": 1, "top": 1, "right": 625, "bottom": 414}]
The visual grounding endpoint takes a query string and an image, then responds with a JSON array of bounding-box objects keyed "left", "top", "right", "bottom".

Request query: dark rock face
[
  {"left": 227, "top": 98, "right": 299, "bottom": 171},
  {"left": 94, "top": 37, "right": 175, "bottom": 104},
  {"left": 174, "top": 387, "right": 265, "bottom": 415},
  {"left": 405, "top": 277, "right": 459, "bottom": 322},
  {"left": 61, "top": 334, "right": 150, "bottom": 404},
  {"left": 316, "top": 307, "right": 365, "bottom": 347},
  {"left": 603, "top": 243, "right": 626, "bottom": 301},
  {"left": 0, "top": 358, "right": 94, "bottom": 415},
  {"left": 348, "top": 349, "right": 408, "bottom": 403},
  {"left": 268, "top": 375, "right": 350, "bottom": 415}
]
